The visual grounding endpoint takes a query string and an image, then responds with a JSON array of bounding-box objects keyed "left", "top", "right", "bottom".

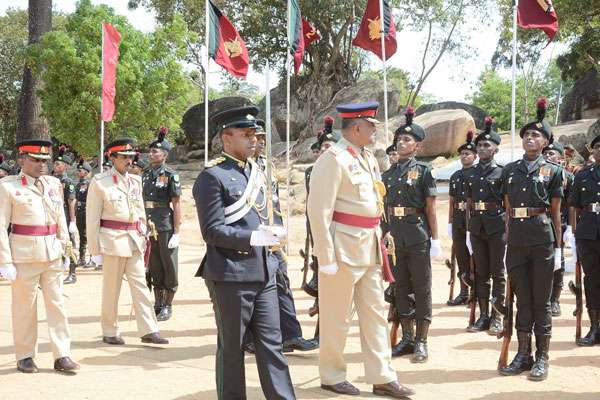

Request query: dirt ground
[{"left": 1, "top": 176, "right": 599, "bottom": 400}]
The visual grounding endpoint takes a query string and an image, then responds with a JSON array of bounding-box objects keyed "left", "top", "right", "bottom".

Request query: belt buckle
[
  {"left": 475, "top": 201, "right": 485, "bottom": 211},
  {"left": 513, "top": 208, "right": 528, "bottom": 218},
  {"left": 393, "top": 207, "right": 405, "bottom": 217},
  {"left": 458, "top": 202, "right": 466, "bottom": 211},
  {"left": 592, "top": 203, "right": 600, "bottom": 213}
]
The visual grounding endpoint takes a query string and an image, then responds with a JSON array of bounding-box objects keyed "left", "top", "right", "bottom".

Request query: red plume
[
  {"left": 323, "top": 115, "right": 334, "bottom": 134},
  {"left": 484, "top": 116, "right": 493, "bottom": 134},
  {"left": 0, "top": 153, "right": 4, "bottom": 163},
  {"left": 59, "top": 145, "right": 66, "bottom": 156},
  {"left": 405, "top": 106, "right": 415, "bottom": 126},
  {"left": 536, "top": 97, "right": 547, "bottom": 122},
  {"left": 158, "top": 126, "right": 168, "bottom": 142},
  {"left": 466, "top": 130, "right": 474, "bottom": 143}
]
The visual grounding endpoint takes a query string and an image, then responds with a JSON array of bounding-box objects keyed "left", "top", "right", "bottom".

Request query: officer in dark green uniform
[
  {"left": 130, "top": 151, "right": 148, "bottom": 176},
  {"left": 499, "top": 99, "right": 563, "bottom": 381},
  {"left": 53, "top": 146, "right": 78, "bottom": 284},
  {"left": 143, "top": 127, "right": 182, "bottom": 321},
  {"left": 465, "top": 118, "right": 506, "bottom": 335},
  {"left": 447, "top": 131, "right": 477, "bottom": 307},
  {"left": 569, "top": 134, "right": 600, "bottom": 346},
  {"left": 542, "top": 140, "right": 574, "bottom": 317},
  {"left": 383, "top": 107, "right": 440, "bottom": 363},
  {"left": 75, "top": 158, "right": 92, "bottom": 269},
  {"left": 386, "top": 144, "right": 400, "bottom": 165},
  {"left": 102, "top": 152, "right": 112, "bottom": 172}
]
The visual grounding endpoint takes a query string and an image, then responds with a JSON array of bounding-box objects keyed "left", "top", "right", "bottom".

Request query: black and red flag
[
  {"left": 352, "top": 0, "right": 397, "bottom": 60},
  {"left": 208, "top": 0, "right": 249, "bottom": 78},
  {"left": 517, "top": 0, "right": 559, "bottom": 41},
  {"left": 288, "top": 0, "right": 305, "bottom": 74},
  {"left": 302, "top": 17, "right": 320, "bottom": 47}
]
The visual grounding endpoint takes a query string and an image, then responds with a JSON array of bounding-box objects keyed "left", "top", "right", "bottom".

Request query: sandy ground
[{"left": 1, "top": 178, "right": 599, "bottom": 400}]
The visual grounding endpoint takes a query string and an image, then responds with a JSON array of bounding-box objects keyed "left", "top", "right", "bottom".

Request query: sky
[{"left": 2, "top": 0, "right": 562, "bottom": 103}]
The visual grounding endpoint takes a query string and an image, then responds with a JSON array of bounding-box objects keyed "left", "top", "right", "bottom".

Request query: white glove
[
  {"left": 466, "top": 232, "right": 473, "bottom": 255},
  {"left": 62, "top": 257, "right": 70, "bottom": 271},
  {"left": 250, "top": 230, "right": 281, "bottom": 247},
  {"left": 570, "top": 235, "right": 577, "bottom": 255},
  {"left": 447, "top": 223, "right": 453, "bottom": 238},
  {"left": 68, "top": 221, "right": 77, "bottom": 234},
  {"left": 319, "top": 262, "right": 339, "bottom": 275},
  {"left": 554, "top": 250, "right": 562, "bottom": 271},
  {"left": 167, "top": 233, "right": 180, "bottom": 249},
  {"left": 563, "top": 226, "right": 573, "bottom": 246},
  {"left": 91, "top": 255, "right": 103, "bottom": 266},
  {"left": 430, "top": 239, "right": 442, "bottom": 258},
  {"left": 0, "top": 263, "right": 17, "bottom": 281}
]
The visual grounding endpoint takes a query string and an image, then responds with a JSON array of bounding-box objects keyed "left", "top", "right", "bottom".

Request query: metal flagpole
[
  {"left": 204, "top": 0, "right": 211, "bottom": 165},
  {"left": 265, "top": 61, "right": 274, "bottom": 226},
  {"left": 378, "top": 0, "right": 389, "bottom": 148},
  {"left": 555, "top": 82, "right": 563, "bottom": 125},
  {"left": 285, "top": 0, "right": 292, "bottom": 243},
  {"left": 510, "top": 0, "right": 518, "bottom": 161},
  {"left": 100, "top": 24, "right": 104, "bottom": 173}
]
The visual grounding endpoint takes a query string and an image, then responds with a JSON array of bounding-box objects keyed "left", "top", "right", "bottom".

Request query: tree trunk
[{"left": 16, "top": 0, "right": 52, "bottom": 142}]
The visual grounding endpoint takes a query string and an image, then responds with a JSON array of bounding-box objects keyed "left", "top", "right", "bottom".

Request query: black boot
[
  {"left": 576, "top": 309, "right": 600, "bottom": 346},
  {"left": 550, "top": 285, "right": 562, "bottom": 317},
  {"left": 153, "top": 288, "right": 164, "bottom": 316},
  {"left": 63, "top": 263, "right": 77, "bottom": 284},
  {"left": 499, "top": 331, "right": 534, "bottom": 376},
  {"left": 528, "top": 335, "right": 550, "bottom": 381},
  {"left": 467, "top": 298, "right": 490, "bottom": 332},
  {"left": 391, "top": 319, "right": 415, "bottom": 357},
  {"left": 411, "top": 320, "right": 429, "bottom": 363},
  {"left": 488, "top": 309, "right": 503, "bottom": 336},
  {"left": 157, "top": 290, "right": 174, "bottom": 321},
  {"left": 447, "top": 282, "right": 469, "bottom": 306}
]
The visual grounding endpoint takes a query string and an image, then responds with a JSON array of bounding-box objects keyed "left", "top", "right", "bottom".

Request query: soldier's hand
[
  {"left": 0, "top": 263, "right": 17, "bottom": 281},
  {"left": 168, "top": 233, "right": 180, "bottom": 249},
  {"left": 250, "top": 230, "right": 281, "bottom": 247},
  {"left": 447, "top": 223, "right": 453, "bottom": 238},
  {"left": 465, "top": 232, "right": 473, "bottom": 255},
  {"left": 68, "top": 221, "right": 78, "bottom": 234},
  {"left": 430, "top": 239, "right": 442, "bottom": 259},
  {"left": 319, "top": 262, "right": 338, "bottom": 275}
]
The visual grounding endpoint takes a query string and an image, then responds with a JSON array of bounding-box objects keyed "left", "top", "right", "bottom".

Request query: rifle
[
  {"left": 445, "top": 245, "right": 456, "bottom": 302},
  {"left": 569, "top": 259, "right": 583, "bottom": 340},
  {"left": 144, "top": 220, "right": 158, "bottom": 291},
  {"left": 492, "top": 278, "right": 513, "bottom": 370}
]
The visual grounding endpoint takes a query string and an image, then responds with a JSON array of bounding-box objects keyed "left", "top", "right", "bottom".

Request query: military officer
[
  {"left": 0, "top": 153, "right": 11, "bottom": 178},
  {"left": 386, "top": 145, "right": 400, "bottom": 165},
  {"left": 569, "top": 134, "right": 600, "bottom": 346},
  {"left": 75, "top": 158, "right": 92, "bottom": 269},
  {"left": 0, "top": 140, "right": 80, "bottom": 373},
  {"left": 447, "top": 131, "right": 477, "bottom": 307},
  {"left": 464, "top": 118, "right": 506, "bottom": 335},
  {"left": 86, "top": 138, "right": 168, "bottom": 346},
  {"left": 130, "top": 151, "right": 148, "bottom": 176},
  {"left": 102, "top": 152, "right": 112, "bottom": 172},
  {"left": 542, "top": 141, "right": 574, "bottom": 317},
  {"left": 384, "top": 106, "right": 440, "bottom": 363},
  {"left": 308, "top": 101, "right": 414, "bottom": 398},
  {"left": 193, "top": 106, "right": 295, "bottom": 400},
  {"left": 143, "top": 127, "right": 182, "bottom": 322},
  {"left": 498, "top": 99, "right": 562, "bottom": 381}
]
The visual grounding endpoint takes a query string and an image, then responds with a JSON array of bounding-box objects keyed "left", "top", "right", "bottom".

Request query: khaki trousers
[
  {"left": 319, "top": 262, "right": 396, "bottom": 385},
  {"left": 101, "top": 252, "right": 158, "bottom": 337},
  {"left": 11, "top": 259, "right": 71, "bottom": 361}
]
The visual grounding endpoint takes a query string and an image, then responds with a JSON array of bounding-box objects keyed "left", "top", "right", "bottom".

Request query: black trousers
[
  {"left": 471, "top": 231, "right": 506, "bottom": 304},
  {"left": 506, "top": 243, "right": 554, "bottom": 336},
  {"left": 76, "top": 212, "right": 87, "bottom": 261},
  {"left": 149, "top": 231, "right": 179, "bottom": 292},
  {"left": 578, "top": 239, "right": 600, "bottom": 310},
  {"left": 394, "top": 240, "right": 432, "bottom": 321},
  {"left": 206, "top": 276, "right": 296, "bottom": 400},
  {"left": 452, "top": 226, "right": 470, "bottom": 285}
]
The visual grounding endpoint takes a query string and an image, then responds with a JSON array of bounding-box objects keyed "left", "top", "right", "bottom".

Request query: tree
[
  {"left": 360, "top": 67, "right": 419, "bottom": 106},
  {"left": 28, "top": 0, "right": 194, "bottom": 156},
  {"left": 16, "top": 0, "right": 52, "bottom": 143}
]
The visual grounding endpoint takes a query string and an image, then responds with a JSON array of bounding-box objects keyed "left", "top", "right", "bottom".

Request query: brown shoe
[
  {"left": 102, "top": 336, "right": 125, "bottom": 345},
  {"left": 141, "top": 332, "right": 169, "bottom": 344},
  {"left": 54, "top": 357, "right": 80, "bottom": 373},
  {"left": 321, "top": 381, "right": 360, "bottom": 396},
  {"left": 17, "top": 357, "right": 39, "bottom": 373},
  {"left": 373, "top": 381, "right": 415, "bottom": 398}
]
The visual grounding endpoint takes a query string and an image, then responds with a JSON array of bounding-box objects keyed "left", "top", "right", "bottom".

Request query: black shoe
[
  {"left": 488, "top": 312, "right": 502, "bottom": 336},
  {"left": 157, "top": 291, "right": 175, "bottom": 321},
  {"left": 499, "top": 331, "right": 534, "bottom": 376},
  {"left": 550, "top": 301, "right": 561, "bottom": 317},
  {"left": 54, "top": 357, "right": 80, "bottom": 373},
  {"left": 283, "top": 337, "right": 319, "bottom": 352},
  {"left": 528, "top": 335, "right": 550, "bottom": 381},
  {"left": 392, "top": 319, "right": 415, "bottom": 357},
  {"left": 321, "top": 381, "right": 360, "bottom": 396},
  {"left": 63, "top": 273, "right": 77, "bottom": 284},
  {"left": 141, "top": 332, "right": 169, "bottom": 344},
  {"left": 411, "top": 320, "right": 429, "bottom": 363},
  {"left": 576, "top": 309, "right": 600, "bottom": 346},
  {"left": 550, "top": 285, "right": 562, "bottom": 317},
  {"left": 467, "top": 298, "right": 490, "bottom": 332},
  {"left": 153, "top": 288, "right": 164, "bottom": 316},
  {"left": 102, "top": 336, "right": 125, "bottom": 345},
  {"left": 17, "top": 357, "right": 38, "bottom": 373},
  {"left": 447, "top": 283, "right": 469, "bottom": 306}
]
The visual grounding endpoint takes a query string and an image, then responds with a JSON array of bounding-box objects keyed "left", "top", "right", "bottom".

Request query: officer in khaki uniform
[
  {"left": 0, "top": 140, "right": 79, "bottom": 373},
  {"left": 86, "top": 138, "right": 168, "bottom": 345},
  {"left": 308, "top": 102, "right": 414, "bottom": 399}
]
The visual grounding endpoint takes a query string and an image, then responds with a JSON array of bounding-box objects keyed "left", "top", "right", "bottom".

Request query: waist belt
[
  {"left": 454, "top": 202, "right": 467, "bottom": 211},
  {"left": 584, "top": 203, "right": 600, "bottom": 213},
  {"left": 144, "top": 201, "right": 170, "bottom": 209},
  {"left": 11, "top": 224, "right": 58, "bottom": 236},
  {"left": 100, "top": 219, "right": 140, "bottom": 231},
  {"left": 509, "top": 207, "right": 547, "bottom": 218},
  {"left": 389, "top": 206, "right": 424, "bottom": 218},
  {"left": 473, "top": 201, "right": 502, "bottom": 211}
]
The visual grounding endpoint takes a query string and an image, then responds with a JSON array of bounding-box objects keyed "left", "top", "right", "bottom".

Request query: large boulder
[
  {"left": 414, "top": 109, "right": 476, "bottom": 157},
  {"left": 560, "top": 69, "right": 600, "bottom": 123},
  {"left": 555, "top": 119, "right": 598, "bottom": 156},
  {"left": 416, "top": 102, "right": 488, "bottom": 130}
]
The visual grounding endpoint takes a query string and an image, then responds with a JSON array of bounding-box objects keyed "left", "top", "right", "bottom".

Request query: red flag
[
  {"left": 289, "top": 0, "right": 304, "bottom": 74},
  {"left": 302, "top": 18, "right": 320, "bottom": 47},
  {"left": 208, "top": 1, "right": 249, "bottom": 78},
  {"left": 518, "top": 0, "right": 559, "bottom": 41},
  {"left": 352, "top": 0, "right": 397, "bottom": 60},
  {"left": 101, "top": 23, "right": 121, "bottom": 122}
]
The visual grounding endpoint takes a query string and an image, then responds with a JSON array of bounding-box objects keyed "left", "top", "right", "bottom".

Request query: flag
[
  {"left": 517, "top": 0, "right": 559, "bottom": 41},
  {"left": 302, "top": 17, "right": 320, "bottom": 47},
  {"left": 208, "top": 0, "right": 249, "bottom": 78},
  {"left": 101, "top": 23, "right": 121, "bottom": 122},
  {"left": 352, "top": 0, "right": 397, "bottom": 60},
  {"left": 288, "top": 0, "right": 304, "bottom": 74}
]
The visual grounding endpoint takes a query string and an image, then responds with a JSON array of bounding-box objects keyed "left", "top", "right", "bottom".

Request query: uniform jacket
[
  {"left": 465, "top": 160, "right": 505, "bottom": 236},
  {"left": 449, "top": 167, "right": 475, "bottom": 231},
  {"left": 142, "top": 164, "right": 182, "bottom": 232},
  {"left": 569, "top": 164, "right": 600, "bottom": 240},
  {"left": 0, "top": 174, "right": 69, "bottom": 264},
  {"left": 75, "top": 178, "right": 89, "bottom": 215},
  {"left": 56, "top": 173, "right": 76, "bottom": 222},
  {"left": 86, "top": 168, "right": 147, "bottom": 257}
]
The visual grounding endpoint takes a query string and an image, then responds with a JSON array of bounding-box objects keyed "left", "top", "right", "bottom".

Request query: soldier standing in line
[
  {"left": 130, "top": 151, "right": 148, "bottom": 176},
  {"left": 569, "top": 134, "right": 600, "bottom": 346},
  {"left": 0, "top": 140, "right": 80, "bottom": 373},
  {"left": 447, "top": 131, "right": 477, "bottom": 306},
  {"left": 498, "top": 99, "right": 563, "bottom": 381},
  {"left": 386, "top": 145, "right": 399, "bottom": 165},
  {"left": 75, "top": 158, "right": 93, "bottom": 269}
]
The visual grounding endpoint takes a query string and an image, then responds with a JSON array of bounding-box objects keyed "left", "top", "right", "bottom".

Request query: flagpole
[
  {"left": 100, "top": 24, "right": 104, "bottom": 173},
  {"left": 378, "top": 0, "right": 389, "bottom": 148},
  {"left": 510, "top": 0, "right": 518, "bottom": 161},
  {"left": 285, "top": 0, "right": 292, "bottom": 246},
  {"left": 555, "top": 82, "right": 563, "bottom": 125},
  {"left": 204, "top": 0, "right": 210, "bottom": 165}
]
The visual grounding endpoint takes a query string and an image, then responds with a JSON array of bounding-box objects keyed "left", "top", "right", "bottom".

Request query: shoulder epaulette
[{"left": 205, "top": 156, "right": 225, "bottom": 168}]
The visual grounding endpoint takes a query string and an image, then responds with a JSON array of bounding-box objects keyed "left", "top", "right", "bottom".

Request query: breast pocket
[
  {"left": 225, "top": 185, "right": 246, "bottom": 203},
  {"left": 13, "top": 195, "right": 36, "bottom": 216}
]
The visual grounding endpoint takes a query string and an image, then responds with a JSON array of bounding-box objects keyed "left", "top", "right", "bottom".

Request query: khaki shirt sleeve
[
  {"left": 86, "top": 178, "right": 102, "bottom": 256},
  {"left": 307, "top": 152, "right": 342, "bottom": 266},
  {"left": 0, "top": 183, "right": 13, "bottom": 265}
]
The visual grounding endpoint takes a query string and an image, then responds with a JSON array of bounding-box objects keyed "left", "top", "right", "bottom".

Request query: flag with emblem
[
  {"left": 517, "top": 0, "right": 559, "bottom": 41},
  {"left": 352, "top": 0, "right": 397, "bottom": 60},
  {"left": 288, "top": 0, "right": 305, "bottom": 74},
  {"left": 302, "top": 17, "right": 320, "bottom": 47},
  {"left": 208, "top": 0, "right": 249, "bottom": 78}
]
